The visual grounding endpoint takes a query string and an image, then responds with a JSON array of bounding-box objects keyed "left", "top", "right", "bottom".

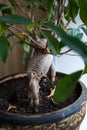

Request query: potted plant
[{"left": 0, "top": 0, "right": 87, "bottom": 130}]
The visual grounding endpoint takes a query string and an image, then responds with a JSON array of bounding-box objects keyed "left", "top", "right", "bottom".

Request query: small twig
[
  {"left": 7, "top": 24, "right": 24, "bottom": 34},
  {"left": 58, "top": 49, "right": 80, "bottom": 57},
  {"left": 7, "top": 28, "right": 51, "bottom": 54},
  {"left": 64, "top": 20, "right": 72, "bottom": 30},
  {"left": 7, "top": 25, "right": 40, "bottom": 47},
  {"left": 7, "top": 25, "right": 48, "bottom": 51},
  {"left": 65, "top": 53, "right": 80, "bottom": 56},
  {"left": 60, "top": 49, "right": 72, "bottom": 55},
  {"left": 16, "top": 1, "right": 26, "bottom": 14},
  {"left": 40, "top": 27, "right": 50, "bottom": 31},
  {"left": 57, "top": 0, "right": 63, "bottom": 26},
  {"left": 16, "top": 0, "right": 31, "bottom": 19},
  {"left": 38, "top": 0, "right": 47, "bottom": 11},
  {"left": 56, "top": 0, "right": 66, "bottom": 26}
]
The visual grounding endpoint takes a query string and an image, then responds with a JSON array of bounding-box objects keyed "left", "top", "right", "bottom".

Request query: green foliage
[
  {"left": 0, "top": 36, "right": 10, "bottom": 63},
  {"left": 27, "top": 23, "right": 39, "bottom": 30},
  {"left": 45, "top": 24, "right": 87, "bottom": 64},
  {"left": 67, "top": 28, "right": 83, "bottom": 40},
  {"left": 0, "top": 22, "right": 7, "bottom": 36},
  {"left": 81, "top": 26, "right": 87, "bottom": 36},
  {"left": 78, "top": 0, "right": 87, "bottom": 26},
  {"left": 53, "top": 70, "right": 83, "bottom": 103},
  {"left": 84, "top": 65, "right": 87, "bottom": 74},
  {"left": 0, "top": 3, "right": 12, "bottom": 15},
  {"left": 8, "top": 0, "right": 17, "bottom": 6},
  {"left": 42, "top": 31, "right": 60, "bottom": 54},
  {"left": 43, "top": 0, "right": 54, "bottom": 21},
  {"left": 0, "top": 15, "right": 32, "bottom": 24},
  {"left": 23, "top": 43, "right": 30, "bottom": 53},
  {"left": 64, "top": 0, "right": 79, "bottom": 22}
]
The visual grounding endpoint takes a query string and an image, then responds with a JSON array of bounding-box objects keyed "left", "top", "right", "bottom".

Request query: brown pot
[{"left": 0, "top": 72, "right": 87, "bottom": 130}]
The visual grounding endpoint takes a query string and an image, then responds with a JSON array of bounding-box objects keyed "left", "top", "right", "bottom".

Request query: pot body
[{"left": 0, "top": 72, "right": 87, "bottom": 130}]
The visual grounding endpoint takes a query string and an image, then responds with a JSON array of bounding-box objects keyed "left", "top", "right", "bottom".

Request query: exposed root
[
  {"left": 47, "top": 86, "right": 56, "bottom": 99},
  {"left": 7, "top": 104, "right": 16, "bottom": 112}
]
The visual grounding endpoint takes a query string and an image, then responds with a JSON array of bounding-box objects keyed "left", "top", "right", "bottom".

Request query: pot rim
[{"left": 0, "top": 72, "right": 86, "bottom": 126}]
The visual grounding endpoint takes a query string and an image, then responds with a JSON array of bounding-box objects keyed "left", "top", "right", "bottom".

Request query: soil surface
[{"left": 0, "top": 73, "right": 81, "bottom": 114}]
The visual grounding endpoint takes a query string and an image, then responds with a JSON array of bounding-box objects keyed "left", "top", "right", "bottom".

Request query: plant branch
[
  {"left": 65, "top": 53, "right": 80, "bottom": 56},
  {"left": 59, "top": 49, "right": 80, "bottom": 56},
  {"left": 56, "top": 0, "right": 66, "bottom": 26},
  {"left": 7, "top": 24, "right": 24, "bottom": 34},
  {"left": 60, "top": 49, "right": 72, "bottom": 55},
  {"left": 16, "top": 0, "right": 31, "bottom": 19},
  {"left": 7, "top": 28, "right": 51, "bottom": 54}
]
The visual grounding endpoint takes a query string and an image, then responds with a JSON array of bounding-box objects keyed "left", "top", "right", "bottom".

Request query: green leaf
[
  {"left": 81, "top": 26, "right": 87, "bottom": 36},
  {"left": 64, "top": 6, "right": 71, "bottom": 22},
  {"left": 83, "top": 65, "right": 87, "bottom": 74},
  {"left": 22, "top": 51, "right": 30, "bottom": 65},
  {"left": 0, "top": 36, "right": 10, "bottom": 62},
  {"left": 0, "top": 22, "right": 7, "bottom": 36},
  {"left": 0, "top": 15, "right": 32, "bottom": 25},
  {"left": 67, "top": 28, "right": 83, "bottom": 40},
  {"left": 8, "top": 0, "right": 16, "bottom": 6},
  {"left": 42, "top": 31, "right": 60, "bottom": 54},
  {"left": 64, "top": 0, "right": 79, "bottom": 22},
  {"left": 68, "top": 0, "right": 79, "bottom": 22},
  {"left": 78, "top": 0, "right": 87, "bottom": 26},
  {"left": 75, "top": 0, "right": 79, "bottom": 5},
  {"left": 47, "top": 1, "right": 54, "bottom": 21},
  {"left": 0, "top": 3, "right": 12, "bottom": 15},
  {"left": 45, "top": 24, "right": 87, "bottom": 64},
  {"left": 43, "top": 0, "right": 54, "bottom": 21},
  {"left": 23, "top": 43, "right": 30, "bottom": 53},
  {"left": 27, "top": 23, "right": 39, "bottom": 30},
  {"left": 53, "top": 70, "right": 83, "bottom": 103}
]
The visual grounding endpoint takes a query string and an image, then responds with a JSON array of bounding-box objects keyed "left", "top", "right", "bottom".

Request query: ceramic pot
[{"left": 0, "top": 72, "right": 87, "bottom": 130}]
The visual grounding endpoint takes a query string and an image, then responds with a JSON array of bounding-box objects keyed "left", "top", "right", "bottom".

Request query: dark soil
[{"left": 0, "top": 73, "right": 81, "bottom": 114}]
